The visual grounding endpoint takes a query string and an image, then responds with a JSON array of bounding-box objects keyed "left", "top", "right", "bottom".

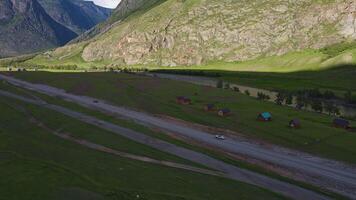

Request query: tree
[
  {"left": 233, "top": 87, "right": 240, "bottom": 92},
  {"left": 324, "top": 102, "right": 341, "bottom": 116},
  {"left": 257, "top": 92, "right": 264, "bottom": 100},
  {"left": 295, "top": 94, "right": 305, "bottom": 110},
  {"left": 332, "top": 105, "right": 340, "bottom": 116},
  {"left": 323, "top": 90, "right": 336, "bottom": 99},
  {"left": 311, "top": 99, "right": 323, "bottom": 113},
  {"left": 216, "top": 80, "right": 223, "bottom": 88},
  {"left": 257, "top": 92, "right": 271, "bottom": 101},
  {"left": 265, "top": 94, "right": 271, "bottom": 101},
  {"left": 344, "top": 90, "right": 352, "bottom": 103},
  {"left": 275, "top": 92, "right": 285, "bottom": 105},
  {"left": 308, "top": 89, "right": 323, "bottom": 99},
  {"left": 324, "top": 102, "right": 334, "bottom": 115},
  {"left": 285, "top": 93, "right": 293, "bottom": 105},
  {"left": 224, "top": 83, "right": 230, "bottom": 90},
  {"left": 245, "top": 90, "right": 250, "bottom": 96}
]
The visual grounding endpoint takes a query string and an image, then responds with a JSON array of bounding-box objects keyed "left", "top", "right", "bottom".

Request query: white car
[{"left": 215, "top": 135, "right": 225, "bottom": 140}]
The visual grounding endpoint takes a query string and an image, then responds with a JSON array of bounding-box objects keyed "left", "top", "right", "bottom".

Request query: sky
[{"left": 87, "top": 0, "right": 121, "bottom": 9}]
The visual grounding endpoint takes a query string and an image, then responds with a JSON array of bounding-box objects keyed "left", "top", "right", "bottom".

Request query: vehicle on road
[{"left": 215, "top": 135, "right": 225, "bottom": 140}]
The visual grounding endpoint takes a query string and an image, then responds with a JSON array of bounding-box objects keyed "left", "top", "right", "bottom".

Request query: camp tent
[
  {"left": 204, "top": 104, "right": 215, "bottom": 111},
  {"left": 176, "top": 96, "right": 191, "bottom": 105},
  {"left": 289, "top": 119, "right": 301, "bottom": 128},
  {"left": 333, "top": 118, "right": 350, "bottom": 129},
  {"left": 218, "top": 108, "right": 231, "bottom": 117},
  {"left": 258, "top": 112, "right": 272, "bottom": 121}
]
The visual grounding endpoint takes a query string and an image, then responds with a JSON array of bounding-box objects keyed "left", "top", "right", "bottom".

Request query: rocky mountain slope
[
  {"left": 0, "top": 0, "right": 111, "bottom": 58},
  {"left": 27, "top": 0, "right": 356, "bottom": 68},
  {"left": 38, "top": 0, "right": 111, "bottom": 34}
]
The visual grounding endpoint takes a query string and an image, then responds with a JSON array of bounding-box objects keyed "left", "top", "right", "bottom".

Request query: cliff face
[
  {"left": 31, "top": 0, "right": 356, "bottom": 67},
  {"left": 0, "top": 0, "right": 112, "bottom": 58}
]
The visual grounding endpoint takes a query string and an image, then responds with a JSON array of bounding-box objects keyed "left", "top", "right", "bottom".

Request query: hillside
[
  {"left": 0, "top": 0, "right": 111, "bottom": 58},
  {"left": 37, "top": 0, "right": 111, "bottom": 34},
  {"left": 26, "top": 0, "right": 356, "bottom": 69},
  {"left": 0, "top": 0, "right": 77, "bottom": 58}
]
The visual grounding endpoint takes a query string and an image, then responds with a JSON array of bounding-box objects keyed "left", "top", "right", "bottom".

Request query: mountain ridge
[
  {"left": 0, "top": 0, "right": 112, "bottom": 58},
  {"left": 38, "top": 0, "right": 111, "bottom": 34},
  {"left": 0, "top": 0, "right": 77, "bottom": 58}
]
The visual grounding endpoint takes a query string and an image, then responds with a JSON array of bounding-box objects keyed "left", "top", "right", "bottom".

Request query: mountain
[
  {"left": 25, "top": 0, "right": 356, "bottom": 68},
  {"left": 0, "top": 0, "right": 111, "bottom": 58},
  {"left": 37, "top": 0, "right": 111, "bottom": 34},
  {"left": 0, "top": 0, "right": 77, "bottom": 58}
]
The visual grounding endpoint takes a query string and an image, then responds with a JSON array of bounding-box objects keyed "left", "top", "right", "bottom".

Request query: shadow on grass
[{"left": 151, "top": 64, "right": 356, "bottom": 93}]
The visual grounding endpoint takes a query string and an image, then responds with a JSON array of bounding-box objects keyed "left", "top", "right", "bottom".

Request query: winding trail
[{"left": 0, "top": 88, "right": 329, "bottom": 200}]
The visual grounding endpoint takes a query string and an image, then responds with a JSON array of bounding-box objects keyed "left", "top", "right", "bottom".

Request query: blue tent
[{"left": 258, "top": 112, "right": 272, "bottom": 121}]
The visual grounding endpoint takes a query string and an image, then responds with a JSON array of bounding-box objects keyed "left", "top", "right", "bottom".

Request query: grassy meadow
[
  {"left": 9, "top": 71, "right": 356, "bottom": 164},
  {"left": 153, "top": 65, "right": 356, "bottom": 96},
  {"left": 0, "top": 90, "right": 286, "bottom": 200}
]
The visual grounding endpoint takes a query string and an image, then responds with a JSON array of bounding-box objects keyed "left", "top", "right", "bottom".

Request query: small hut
[
  {"left": 176, "top": 96, "right": 191, "bottom": 105},
  {"left": 289, "top": 119, "right": 301, "bottom": 128},
  {"left": 204, "top": 104, "right": 215, "bottom": 111},
  {"left": 333, "top": 118, "right": 350, "bottom": 129},
  {"left": 258, "top": 112, "right": 272, "bottom": 121},
  {"left": 218, "top": 108, "right": 231, "bottom": 117}
]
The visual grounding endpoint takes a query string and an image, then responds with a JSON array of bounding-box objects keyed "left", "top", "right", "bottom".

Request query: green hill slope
[{"left": 25, "top": 0, "right": 356, "bottom": 69}]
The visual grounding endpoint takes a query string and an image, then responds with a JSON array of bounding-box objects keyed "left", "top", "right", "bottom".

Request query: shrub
[
  {"left": 216, "top": 80, "right": 223, "bottom": 88},
  {"left": 323, "top": 90, "right": 336, "bottom": 99},
  {"left": 275, "top": 92, "right": 285, "bottom": 105},
  {"left": 233, "top": 87, "right": 240, "bottom": 92},
  {"left": 285, "top": 94, "right": 293, "bottom": 105},
  {"left": 311, "top": 99, "right": 323, "bottom": 113},
  {"left": 257, "top": 92, "right": 270, "bottom": 101}
]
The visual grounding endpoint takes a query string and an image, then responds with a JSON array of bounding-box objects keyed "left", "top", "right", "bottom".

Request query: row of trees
[
  {"left": 154, "top": 69, "right": 221, "bottom": 77},
  {"left": 8, "top": 63, "right": 79, "bottom": 70},
  {"left": 5, "top": 64, "right": 155, "bottom": 73},
  {"left": 275, "top": 90, "right": 341, "bottom": 115},
  {"left": 215, "top": 81, "right": 342, "bottom": 116}
]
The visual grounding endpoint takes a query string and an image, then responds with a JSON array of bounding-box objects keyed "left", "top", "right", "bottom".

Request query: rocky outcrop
[{"left": 78, "top": 0, "right": 356, "bottom": 66}]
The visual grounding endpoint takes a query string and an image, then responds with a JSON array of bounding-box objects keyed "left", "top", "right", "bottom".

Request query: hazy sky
[{"left": 88, "top": 0, "right": 121, "bottom": 8}]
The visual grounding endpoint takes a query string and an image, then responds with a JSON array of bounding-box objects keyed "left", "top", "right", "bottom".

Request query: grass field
[
  {"left": 0, "top": 93, "right": 286, "bottom": 200},
  {"left": 11, "top": 43, "right": 355, "bottom": 96},
  {"left": 218, "top": 65, "right": 356, "bottom": 94},
  {"left": 2, "top": 80, "right": 344, "bottom": 198},
  {"left": 153, "top": 65, "right": 356, "bottom": 96},
  {"left": 9, "top": 71, "right": 356, "bottom": 165}
]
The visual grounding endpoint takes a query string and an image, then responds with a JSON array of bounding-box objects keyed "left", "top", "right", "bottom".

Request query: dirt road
[
  {"left": 1, "top": 74, "right": 356, "bottom": 192},
  {"left": 0, "top": 88, "right": 330, "bottom": 200}
]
